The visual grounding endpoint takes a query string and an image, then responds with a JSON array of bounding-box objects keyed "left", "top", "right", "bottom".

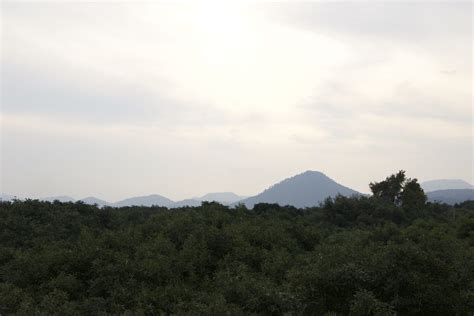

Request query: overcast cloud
[{"left": 1, "top": 1, "right": 472, "bottom": 201}]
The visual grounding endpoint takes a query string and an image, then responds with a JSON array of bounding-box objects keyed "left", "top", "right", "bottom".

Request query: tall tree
[
  {"left": 400, "top": 178, "right": 427, "bottom": 209},
  {"left": 369, "top": 171, "right": 426, "bottom": 209},
  {"left": 369, "top": 170, "right": 406, "bottom": 204}
]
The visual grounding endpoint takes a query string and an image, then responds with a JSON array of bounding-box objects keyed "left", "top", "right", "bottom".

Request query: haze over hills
[
  {"left": 80, "top": 197, "right": 111, "bottom": 207},
  {"left": 112, "top": 194, "right": 174, "bottom": 207},
  {"left": 169, "top": 199, "right": 202, "bottom": 208},
  {"left": 42, "top": 196, "right": 76, "bottom": 203},
  {"left": 159, "top": 193, "right": 248, "bottom": 208},
  {"left": 421, "top": 179, "right": 473, "bottom": 192},
  {"left": 420, "top": 179, "right": 474, "bottom": 205},
  {"left": 237, "top": 170, "right": 360, "bottom": 208},
  {"left": 196, "top": 192, "right": 246, "bottom": 204},
  {"left": 426, "top": 189, "right": 474, "bottom": 205},
  {"left": 0, "top": 192, "right": 247, "bottom": 207},
  {"left": 3, "top": 174, "right": 474, "bottom": 207}
]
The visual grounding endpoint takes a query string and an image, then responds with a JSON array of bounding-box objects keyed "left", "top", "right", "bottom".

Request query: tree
[
  {"left": 400, "top": 178, "right": 426, "bottom": 209},
  {"left": 0, "top": 190, "right": 470, "bottom": 314},
  {"left": 369, "top": 171, "right": 426, "bottom": 209},
  {"left": 369, "top": 171, "right": 406, "bottom": 204},
  {"left": 350, "top": 289, "right": 394, "bottom": 316}
]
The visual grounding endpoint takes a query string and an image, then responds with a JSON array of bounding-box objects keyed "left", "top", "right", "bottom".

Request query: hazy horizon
[
  {"left": 1, "top": 1, "right": 472, "bottom": 201},
  {"left": 1, "top": 169, "right": 473, "bottom": 202}
]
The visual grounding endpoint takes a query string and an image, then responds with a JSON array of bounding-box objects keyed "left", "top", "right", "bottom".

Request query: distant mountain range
[
  {"left": 236, "top": 170, "right": 359, "bottom": 208},
  {"left": 426, "top": 189, "right": 474, "bottom": 205},
  {"left": 166, "top": 192, "right": 247, "bottom": 208},
  {"left": 2, "top": 173, "right": 473, "bottom": 207},
  {"left": 420, "top": 179, "right": 473, "bottom": 205},
  {"left": 112, "top": 194, "right": 174, "bottom": 208},
  {"left": 195, "top": 192, "right": 244, "bottom": 204},
  {"left": 169, "top": 199, "right": 202, "bottom": 208},
  {"left": 43, "top": 196, "right": 76, "bottom": 203},
  {"left": 80, "top": 197, "right": 111, "bottom": 207},
  {"left": 0, "top": 192, "right": 247, "bottom": 208},
  {"left": 421, "top": 179, "right": 473, "bottom": 192}
]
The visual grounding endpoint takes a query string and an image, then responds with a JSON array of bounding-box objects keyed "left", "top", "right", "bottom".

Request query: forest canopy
[{"left": 0, "top": 172, "right": 473, "bottom": 315}]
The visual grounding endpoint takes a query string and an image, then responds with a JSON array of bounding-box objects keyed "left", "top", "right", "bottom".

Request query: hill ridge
[{"left": 237, "top": 170, "right": 359, "bottom": 208}]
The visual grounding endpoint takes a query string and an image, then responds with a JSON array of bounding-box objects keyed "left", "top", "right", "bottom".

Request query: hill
[
  {"left": 427, "top": 189, "right": 474, "bottom": 205},
  {"left": 196, "top": 192, "right": 245, "bottom": 204},
  {"left": 113, "top": 194, "right": 174, "bottom": 207},
  {"left": 421, "top": 179, "right": 473, "bottom": 192},
  {"left": 237, "top": 170, "right": 359, "bottom": 208},
  {"left": 43, "top": 196, "right": 76, "bottom": 203},
  {"left": 80, "top": 197, "right": 111, "bottom": 207},
  {"left": 169, "top": 199, "right": 202, "bottom": 208}
]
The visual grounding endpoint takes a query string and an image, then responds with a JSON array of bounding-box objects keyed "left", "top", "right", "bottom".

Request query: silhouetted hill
[
  {"left": 237, "top": 171, "right": 359, "bottom": 208},
  {"left": 169, "top": 199, "right": 202, "bottom": 208},
  {"left": 80, "top": 197, "right": 111, "bottom": 207},
  {"left": 421, "top": 179, "right": 473, "bottom": 192},
  {"left": 196, "top": 192, "right": 246, "bottom": 204},
  {"left": 43, "top": 196, "right": 76, "bottom": 203},
  {"left": 427, "top": 189, "right": 474, "bottom": 205},
  {"left": 113, "top": 194, "right": 174, "bottom": 207}
]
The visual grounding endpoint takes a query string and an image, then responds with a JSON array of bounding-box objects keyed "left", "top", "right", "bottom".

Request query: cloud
[
  {"left": 263, "top": 2, "right": 471, "bottom": 44},
  {"left": 1, "top": 59, "right": 256, "bottom": 128},
  {"left": 440, "top": 70, "right": 457, "bottom": 75},
  {"left": 2, "top": 62, "right": 179, "bottom": 125},
  {"left": 1, "top": 1, "right": 472, "bottom": 199}
]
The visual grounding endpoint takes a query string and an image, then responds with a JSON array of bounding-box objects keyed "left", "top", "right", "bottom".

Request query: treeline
[{"left": 0, "top": 173, "right": 473, "bottom": 315}]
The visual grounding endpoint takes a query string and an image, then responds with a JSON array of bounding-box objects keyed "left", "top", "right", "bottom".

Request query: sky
[{"left": 1, "top": 1, "right": 472, "bottom": 201}]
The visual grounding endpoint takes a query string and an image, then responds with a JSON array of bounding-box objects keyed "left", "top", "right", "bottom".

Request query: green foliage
[
  {"left": 350, "top": 289, "right": 394, "bottom": 316},
  {"left": 370, "top": 171, "right": 427, "bottom": 212},
  {"left": 0, "top": 188, "right": 472, "bottom": 315},
  {"left": 370, "top": 170, "right": 407, "bottom": 204},
  {"left": 400, "top": 178, "right": 427, "bottom": 210}
]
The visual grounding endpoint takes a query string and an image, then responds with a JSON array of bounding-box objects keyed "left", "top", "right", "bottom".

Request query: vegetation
[{"left": 0, "top": 172, "right": 473, "bottom": 315}]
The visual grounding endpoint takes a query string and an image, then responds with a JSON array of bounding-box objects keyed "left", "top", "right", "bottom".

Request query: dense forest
[{"left": 0, "top": 172, "right": 473, "bottom": 315}]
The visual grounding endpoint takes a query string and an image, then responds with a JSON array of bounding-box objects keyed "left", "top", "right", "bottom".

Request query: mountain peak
[
  {"left": 238, "top": 171, "right": 359, "bottom": 208},
  {"left": 197, "top": 192, "right": 245, "bottom": 204},
  {"left": 297, "top": 170, "right": 329, "bottom": 178},
  {"left": 302, "top": 170, "right": 325, "bottom": 175},
  {"left": 113, "top": 194, "right": 174, "bottom": 207},
  {"left": 80, "top": 197, "right": 110, "bottom": 207}
]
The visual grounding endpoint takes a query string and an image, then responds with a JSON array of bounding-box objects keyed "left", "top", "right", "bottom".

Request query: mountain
[
  {"left": 237, "top": 170, "right": 360, "bottom": 208},
  {"left": 113, "top": 194, "right": 174, "bottom": 207},
  {"left": 80, "top": 197, "right": 111, "bottom": 207},
  {"left": 43, "top": 196, "right": 76, "bottom": 203},
  {"left": 421, "top": 179, "right": 473, "bottom": 192},
  {"left": 427, "top": 189, "right": 474, "bottom": 205},
  {"left": 195, "top": 192, "right": 246, "bottom": 204},
  {"left": 169, "top": 199, "right": 202, "bottom": 208}
]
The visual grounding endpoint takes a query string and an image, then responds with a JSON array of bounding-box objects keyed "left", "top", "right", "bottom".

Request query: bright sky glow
[{"left": 1, "top": 2, "right": 472, "bottom": 201}]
